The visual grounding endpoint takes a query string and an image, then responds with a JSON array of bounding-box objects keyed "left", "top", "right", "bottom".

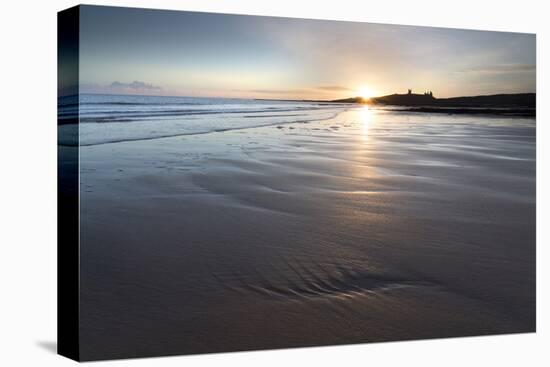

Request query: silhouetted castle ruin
[
  {"left": 372, "top": 89, "right": 436, "bottom": 106},
  {"left": 408, "top": 89, "right": 433, "bottom": 97}
]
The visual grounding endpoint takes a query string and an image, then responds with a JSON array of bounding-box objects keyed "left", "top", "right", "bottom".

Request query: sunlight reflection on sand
[{"left": 360, "top": 105, "right": 373, "bottom": 139}]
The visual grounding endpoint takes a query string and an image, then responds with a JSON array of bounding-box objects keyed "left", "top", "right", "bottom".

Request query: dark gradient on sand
[{"left": 78, "top": 109, "right": 535, "bottom": 360}]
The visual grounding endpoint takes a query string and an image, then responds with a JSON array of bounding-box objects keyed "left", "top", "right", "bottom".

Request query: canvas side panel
[{"left": 57, "top": 5, "right": 80, "bottom": 361}]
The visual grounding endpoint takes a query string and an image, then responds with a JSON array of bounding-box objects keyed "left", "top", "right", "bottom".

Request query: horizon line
[{"left": 62, "top": 90, "right": 537, "bottom": 101}]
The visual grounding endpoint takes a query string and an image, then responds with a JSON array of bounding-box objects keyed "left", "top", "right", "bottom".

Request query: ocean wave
[
  {"left": 59, "top": 110, "right": 346, "bottom": 146},
  {"left": 77, "top": 107, "right": 335, "bottom": 122},
  {"left": 58, "top": 94, "right": 350, "bottom": 146}
]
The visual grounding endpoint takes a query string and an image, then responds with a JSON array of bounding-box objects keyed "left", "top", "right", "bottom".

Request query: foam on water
[{"left": 58, "top": 94, "right": 352, "bottom": 146}]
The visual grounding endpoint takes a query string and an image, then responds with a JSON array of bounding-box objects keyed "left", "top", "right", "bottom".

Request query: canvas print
[{"left": 58, "top": 5, "right": 536, "bottom": 361}]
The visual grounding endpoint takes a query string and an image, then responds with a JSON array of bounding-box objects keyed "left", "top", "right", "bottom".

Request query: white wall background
[{"left": 0, "top": 0, "right": 547, "bottom": 365}]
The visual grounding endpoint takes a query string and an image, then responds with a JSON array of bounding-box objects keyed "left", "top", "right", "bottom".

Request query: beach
[{"left": 77, "top": 105, "right": 535, "bottom": 360}]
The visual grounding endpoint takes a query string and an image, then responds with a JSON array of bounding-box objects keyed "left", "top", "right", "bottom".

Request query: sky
[{"left": 78, "top": 5, "right": 536, "bottom": 99}]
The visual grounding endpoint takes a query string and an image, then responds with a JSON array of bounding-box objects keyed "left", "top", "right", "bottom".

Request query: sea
[{"left": 58, "top": 93, "right": 352, "bottom": 146}]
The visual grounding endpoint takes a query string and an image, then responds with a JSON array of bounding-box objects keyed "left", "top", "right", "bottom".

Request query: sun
[{"left": 357, "top": 86, "right": 377, "bottom": 100}]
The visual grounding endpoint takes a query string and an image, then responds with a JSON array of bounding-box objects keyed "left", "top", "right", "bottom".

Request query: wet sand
[{"left": 78, "top": 108, "right": 535, "bottom": 360}]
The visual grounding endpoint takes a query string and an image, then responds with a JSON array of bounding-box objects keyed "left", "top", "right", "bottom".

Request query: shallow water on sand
[{"left": 77, "top": 108, "right": 535, "bottom": 360}]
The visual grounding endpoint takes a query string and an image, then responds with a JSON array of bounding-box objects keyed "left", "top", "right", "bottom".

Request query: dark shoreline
[
  {"left": 255, "top": 92, "right": 536, "bottom": 117},
  {"left": 389, "top": 106, "right": 536, "bottom": 118}
]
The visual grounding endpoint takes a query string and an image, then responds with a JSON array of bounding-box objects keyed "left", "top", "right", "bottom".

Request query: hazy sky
[{"left": 79, "top": 5, "right": 536, "bottom": 99}]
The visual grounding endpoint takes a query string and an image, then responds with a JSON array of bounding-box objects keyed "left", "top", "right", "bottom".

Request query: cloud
[
  {"left": 248, "top": 89, "right": 288, "bottom": 94},
  {"left": 244, "top": 86, "right": 352, "bottom": 95},
  {"left": 245, "top": 88, "right": 311, "bottom": 95},
  {"left": 110, "top": 80, "right": 162, "bottom": 90},
  {"left": 315, "top": 85, "right": 352, "bottom": 91},
  {"left": 458, "top": 64, "right": 535, "bottom": 74}
]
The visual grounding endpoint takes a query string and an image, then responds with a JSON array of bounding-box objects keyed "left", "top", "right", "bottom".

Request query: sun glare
[{"left": 358, "top": 86, "right": 377, "bottom": 100}]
